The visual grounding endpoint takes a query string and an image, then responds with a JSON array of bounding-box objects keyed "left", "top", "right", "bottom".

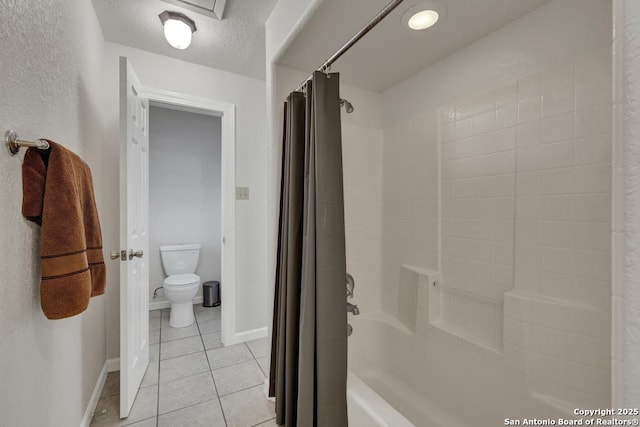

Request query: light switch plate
[{"left": 236, "top": 186, "right": 250, "bottom": 200}]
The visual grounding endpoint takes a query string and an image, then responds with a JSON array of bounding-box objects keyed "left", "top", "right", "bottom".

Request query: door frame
[{"left": 139, "top": 86, "right": 237, "bottom": 346}]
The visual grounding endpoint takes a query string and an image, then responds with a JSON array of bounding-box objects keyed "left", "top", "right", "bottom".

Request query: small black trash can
[{"left": 203, "top": 281, "right": 221, "bottom": 307}]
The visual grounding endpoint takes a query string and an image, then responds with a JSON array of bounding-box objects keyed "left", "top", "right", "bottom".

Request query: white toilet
[{"left": 160, "top": 243, "right": 201, "bottom": 328}]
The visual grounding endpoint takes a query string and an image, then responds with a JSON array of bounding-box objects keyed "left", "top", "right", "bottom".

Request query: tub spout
[{"left": 347, "top": 302, "right": 360, "bottom": 315}]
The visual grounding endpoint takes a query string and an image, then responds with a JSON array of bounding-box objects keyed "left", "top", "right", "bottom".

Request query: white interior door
[{"left": 119, "top": 56, "right": 150, "bottom": 418}]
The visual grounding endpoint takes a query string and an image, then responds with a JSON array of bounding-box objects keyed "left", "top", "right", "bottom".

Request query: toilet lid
[{"left": 164, "top": 274, "right": 199, "bottom": 286}]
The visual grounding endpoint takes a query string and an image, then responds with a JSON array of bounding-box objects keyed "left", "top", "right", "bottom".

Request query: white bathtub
[
  {"left": 265, "top": 313, "right": 464, "bottom": 426},
  {"left": 347, "top": 372, "right": 414, "bottom": 427},
  {"left": 347, "top": 313, "right": 467, "bottom": 427}
]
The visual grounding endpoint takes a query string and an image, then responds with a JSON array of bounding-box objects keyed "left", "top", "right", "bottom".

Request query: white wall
[
  {"left": 101, "top": 42, "right": 269, "bottom": 357},
  {"left": 265, "top": 0, "right": 326, "bottom": 338},
  {"left": 148, "top": 107, "right": 222, "bottom": 303},
  {"left": 378, "top": 0, "right": 612, "bottom": 423},
  {"left": 0, "top": 0, "right": 107, "bottom": 425},
  {"left": 265, "top": 0, "right": 323, "bottom": 63}
]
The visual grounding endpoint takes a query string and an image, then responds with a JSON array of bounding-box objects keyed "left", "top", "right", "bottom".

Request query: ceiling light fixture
[
  {"left": 159, "top": 11, "right": 197, "bottom": 50},
  {"left": 402, "top": 2, "right": 445, "bottom": 31},
  {"left": 408, "top": 10, "right": 439, "bottom": 30}
]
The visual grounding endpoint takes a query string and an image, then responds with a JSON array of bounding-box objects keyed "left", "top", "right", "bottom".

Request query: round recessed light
[
  {"left": 401, "top": 2, "right": 445, "bottom": 32},
  {"left": 408, "top": 10, "right": 439, "bottom": 30}
]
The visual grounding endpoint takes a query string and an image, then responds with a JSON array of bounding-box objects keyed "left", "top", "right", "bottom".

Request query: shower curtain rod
[{"left": 294, "top": 0, "right": 405, "bottom": 92}]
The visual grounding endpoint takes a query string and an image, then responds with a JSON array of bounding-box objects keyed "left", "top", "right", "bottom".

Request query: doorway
[
  {"left": 147, "top": 104, "right": 222, "bottom": 313},
  {"left": 140, "top": 90, "right": 237, "bottom": 350},
  {"left": 118, "top": 56, "right": 238, "bottom": 418}
]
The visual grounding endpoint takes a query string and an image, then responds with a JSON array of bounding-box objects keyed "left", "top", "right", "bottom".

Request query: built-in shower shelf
[
  {"left": 427, "top": 276, "right": 504, "bottom": 353},
  {"left": 430, "top": 318, "right": 502, "bottom": 353},
  {"left": 396, "top": 265, "right": 503, "bottom": 352},
  {"left": 398, "top": 265, "right": 440, "bottom": 333},
  {"left": 434, "top": 281, "right": 504, "bottom": 304},
  {"left": 400, "top": 264, "right": 440, "bottom": 282}
]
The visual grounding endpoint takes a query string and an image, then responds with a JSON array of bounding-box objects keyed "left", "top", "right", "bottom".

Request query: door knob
[{"left": 128, "top": 249, "right": 144, "bottom": 260}]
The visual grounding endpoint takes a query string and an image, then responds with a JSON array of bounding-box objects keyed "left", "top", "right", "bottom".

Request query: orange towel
[{"left": 22, "top": 140, "right": 106, "bottom": 319}]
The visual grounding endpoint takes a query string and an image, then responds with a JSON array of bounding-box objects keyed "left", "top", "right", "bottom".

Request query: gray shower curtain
[{"left": 269, "top": 71, "right": 348, "bottom": 427}]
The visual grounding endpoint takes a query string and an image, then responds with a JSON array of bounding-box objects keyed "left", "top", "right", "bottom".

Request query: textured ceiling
[
  {"left": 278, "top": 0, "right": 553, "bottom": 92},
  {"left": 92, "top": 0, "right": 277, "bottom": 79}
]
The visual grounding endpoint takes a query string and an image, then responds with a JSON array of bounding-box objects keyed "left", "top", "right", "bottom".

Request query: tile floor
[{"left": 90, "top": 305, "right": 276, "bottom": 427}]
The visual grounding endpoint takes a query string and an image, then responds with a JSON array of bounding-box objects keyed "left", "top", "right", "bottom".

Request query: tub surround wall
[
  {"left": 0, "top": 0, "right": 107, "bottom": 425},
  {"left": 148, "top": 107, "right": 222, "bottom": 304},
  {"left": 437, "top": 58, "right": 611, "bottom": 401},
  {"left": 342, "top": 122, "right": 384, "bottom": 314},
  {"left": 433, "top": 54, "right": 612, "bottom": 348},
  {"left": 440, "top": 82, "right": 518, "bottom": 301},
  {"left": 382, "top": 109, "right": 440, "bottom": 314},
  {"left": 615, "top": 0, "right": 640, "bottom": 408},
  {"left": 379, "top": 0, "right": 612, "bottom": 422},
  {"left": 340, "top": 78, "right": 384, "bottom": 314}
]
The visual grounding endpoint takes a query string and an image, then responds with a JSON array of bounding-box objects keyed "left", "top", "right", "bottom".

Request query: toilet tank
[{"left": 160, "top": 243, "right": 201, "bottom": 275}]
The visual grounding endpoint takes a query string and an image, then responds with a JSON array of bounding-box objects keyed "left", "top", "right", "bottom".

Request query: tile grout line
[
  {"left": 256, "top": 361, "right": 268, "bottom": 378},
  {"left": 150, "top": 307, "right": 272, "bottom": 426},
  {"left": 158, "top": 348, "right": 206, "bottom": 362},
  {"left": 249, "top": 417, "right": 277, "bottom": 427},
  {"left": 156, "top": 310, "right": 165, "bottom": 427},
  {"left": 158, "top": 331, "right": 201, "bottom": 344},
  {"left": 217, "top": 383, "right": 268, "bottom": 399},
  {"left": 209, "top": 352, "right": 260, "bottom": 371},
  {"left": 157, "top": 367, "right": 214, "bottom": 386},
  {"left": 121, "top": 415, "right": 158, "bottom": 427},
  {"left": 246, "top": 343, "right": 258, "bottom": 360},
  {"left": 245, "top": 342, "right": 269, "bottom": 378},
  {"left": 155, "top": 397, "right": 220, "bottom": 419},
  {"left": 196, "top": 307, "right": 229, "bottom": 427}
]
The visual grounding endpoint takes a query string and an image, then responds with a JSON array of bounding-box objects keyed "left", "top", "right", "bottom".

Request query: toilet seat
[{"left": 164, "top": 273, "right": 200, "bottom": 289}]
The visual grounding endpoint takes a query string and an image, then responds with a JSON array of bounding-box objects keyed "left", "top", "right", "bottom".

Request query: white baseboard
[
  {"left": 149, "top": 299, "right": 169, "bottom": 310},
  {"left": 149, "top": 296, "right": 203, "bottom": 311},
  {"left": 106, "top": 358, "right": 120, "bottom": 372},
  {"left": 233, "top": 326, "right": 268, "bottom": 344},
  {"left": 80, "top": 362, "right": 108, "bottom": 427}
]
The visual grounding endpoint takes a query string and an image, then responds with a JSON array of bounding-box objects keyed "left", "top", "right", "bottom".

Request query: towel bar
[{"left": 5, "top": 130, "right": 50, "bottom": 155}]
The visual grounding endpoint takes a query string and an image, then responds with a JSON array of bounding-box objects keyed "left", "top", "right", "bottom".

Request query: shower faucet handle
[{"left": 346, "top": 273, "right": 355, "bottom": 298}]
